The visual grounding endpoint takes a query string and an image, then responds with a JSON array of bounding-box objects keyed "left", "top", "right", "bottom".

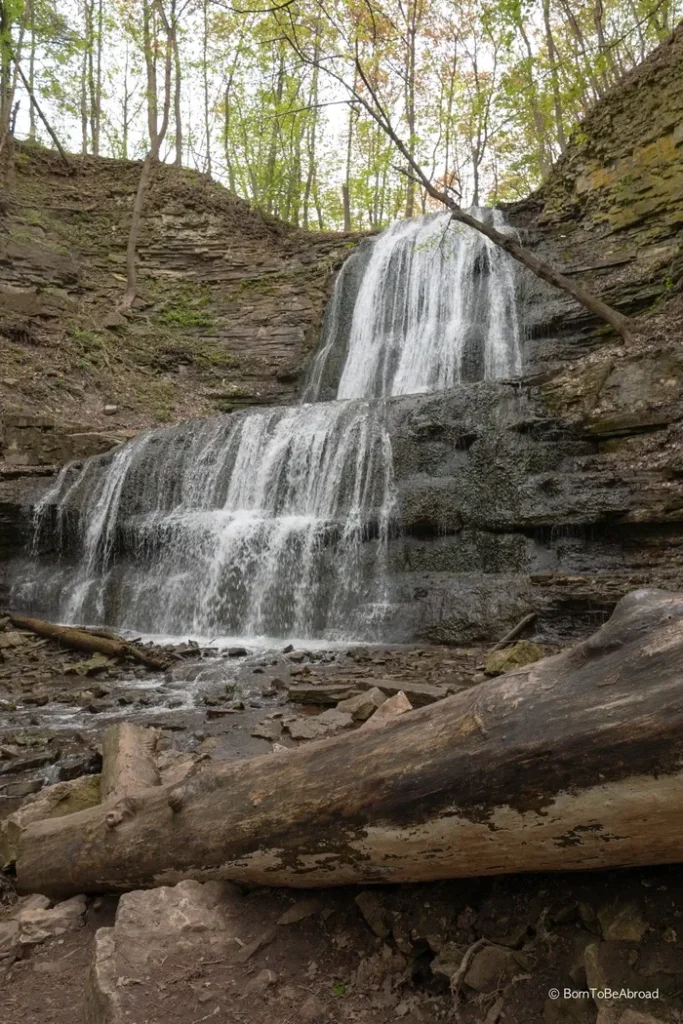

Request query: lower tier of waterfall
[{"left": 13, "top": 401, "right": 396, "bottom": 642}]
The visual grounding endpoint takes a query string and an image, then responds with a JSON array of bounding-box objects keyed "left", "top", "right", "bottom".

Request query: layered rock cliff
[{"left": 0, "top": 149, "right": 356, "bottom": 466}]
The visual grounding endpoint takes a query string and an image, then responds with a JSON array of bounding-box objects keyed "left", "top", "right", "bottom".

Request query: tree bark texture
[{"left": 100, "top": 724, "right": 160, "bottom": 802}]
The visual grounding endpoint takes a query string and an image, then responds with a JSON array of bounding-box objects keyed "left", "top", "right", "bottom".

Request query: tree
[
  {"left": 278, "top": 0, "right": 637, "bottom": 342},
  {"left": 119, "top": 0, "right": 174, "bottom": 312}
]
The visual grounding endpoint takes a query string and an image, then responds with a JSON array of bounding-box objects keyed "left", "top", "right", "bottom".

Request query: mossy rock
[{"left": 485, "top": 641, "right": 545, "bottom": 677}]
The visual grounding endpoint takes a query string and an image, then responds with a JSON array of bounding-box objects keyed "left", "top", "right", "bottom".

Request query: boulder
[
  {"left": 115, "top": 880, "right": 232, "bottom": 944},
  {"left": 155, "top": 750, "right": 199, "bottom": 787},
  {"left": 0, "top": 920, "right": 19, "bottom": 963},
  {"left": 17, "top": 894, "right": 87, "bottom": 946},
  {"left": 277, "top": 898, "right": 323, "bottom": 925},
  {"left": 284, "top": 710, "right": 353, "bottom": 740},
  {"left": 251, "top": 720, "right": 283, "bottom": 742},
  {"left": 85, "top": 928, "right": 121, "bottom": 1024},
  {"left": 86, "top": 880, "right": 244, "bottom": 1022},
  {"left": 243, "top": 968, "right": 277, "bottom": 997},
  {"left": 286, "top": 682, "right": 360, "bottom": 705},
  {"left": 336, "top": 687, "right": 387, "bottom": 722},
  {"left": 597, "top": 903, "right": 649, "bottom": 943},
  {"left": 463, "top": 944, "right": 525, "bottom": 993},
  {"left": 360, "top": 691, "right": 413, "bottom": 730},
  {"left": 355, "top": 891, "right": 390, "bottom": 939}
]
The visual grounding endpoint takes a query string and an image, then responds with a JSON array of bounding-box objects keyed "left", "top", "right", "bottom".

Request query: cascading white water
[
  {"left": 20, "top": 401, "right": 395, "bottom": 641},
  {"left": 306, "top": 210, "right": 522, "bottom": 401},
  {"left": 15, "top": 210, "right": 523, "bottom": 641}
]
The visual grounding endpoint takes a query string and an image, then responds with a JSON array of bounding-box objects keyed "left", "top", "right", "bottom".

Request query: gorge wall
[
  {"left": 1, "top": 24, "right": 683, "bottom": 643},
  {"left": 0, "top": 150, "right": 358, "bottom": 466}
]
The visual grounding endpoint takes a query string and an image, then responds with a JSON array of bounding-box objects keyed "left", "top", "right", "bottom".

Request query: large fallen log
[
  {"left": 8, "top": 613, "right": 169, "bottom": 671},
  {"left": 16, "top": 589, "right": 683, "bottom": 898}
]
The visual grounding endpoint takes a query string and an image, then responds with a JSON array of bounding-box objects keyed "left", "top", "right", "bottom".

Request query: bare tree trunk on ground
[
  {"left": 8, "top": 614, "right": 169, "bottom": 669},
  {"left": 15, "top": 590, "right": 683, "bottom": 898}
]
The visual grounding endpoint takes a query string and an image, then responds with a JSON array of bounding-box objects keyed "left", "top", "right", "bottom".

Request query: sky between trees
[{"left": 0, "top": 0, "right": 680, "bottom": 232}]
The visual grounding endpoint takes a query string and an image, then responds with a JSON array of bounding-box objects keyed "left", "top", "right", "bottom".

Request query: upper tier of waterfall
[
  {"left": 306, "top": 210, "right": 522, "bottom": 402},
  {"left": 13, "top": 210, "right": 525, "bottom": 642}
]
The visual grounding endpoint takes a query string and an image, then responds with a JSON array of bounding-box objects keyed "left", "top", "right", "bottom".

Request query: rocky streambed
[
  {"left": 3, "top": 615, "right": 683, "bottom": 1024},
  {"left": 0, "top": 613, "right": 494, "bottom": 823}
]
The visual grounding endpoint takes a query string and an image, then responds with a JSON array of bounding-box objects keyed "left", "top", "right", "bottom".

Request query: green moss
[
  {"left": 25, "top": 208, "right": 47, "bottom": 226},
  {"left": 160, "top": 306, "right": 215, "bottom": 328},
  {"left": 151, "top": 281, "right": 216, "bottom": 330}
]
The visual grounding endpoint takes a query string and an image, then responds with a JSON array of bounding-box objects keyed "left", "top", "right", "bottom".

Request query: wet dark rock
[
  {"left": 57, "top": 751, "right": 102, "bottom": 781},
  {"left": 228, "top": 647, "right": 248, "bottom": 658},
  {"left": 0, "top": 750, "right": 58, "bottom": 775}
]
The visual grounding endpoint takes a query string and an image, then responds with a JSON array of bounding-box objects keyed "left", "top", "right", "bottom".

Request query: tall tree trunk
[
  {"left": 121, "top": 41, "right": 131, "bottom": 159},
  {"left": 0, "top": 6, "right": 27, "bottom": 178},
  {"left": 264, "top": 53, "right": 285, "bottom": 213},
  {"left": 86, "top": 0, "right": 100, "bottom": 155},
  {"left": 143, "top": 0, "right": 158, "bottom": 148},
  {"left": 403, "top": 1, "right": 418, "bottom": 218},
  {"left": 80, "top": 37, "right": 89, "bottom": 154},
  {"left": 119, "top": 0, "right": 172, "bottom": 313},
  {"left": 342, "top": 80, "right": 357, "bottom": 231},
  {"left": 94, "top": 0, "right": 103, "bottom": 154},
  {"left": 559, "top": 0, "right": 602, "bottom": 101},
  {"left": 593, "top": 0, "right": 613, "bottom": 91},
  {"left": 223, "top": 81, "right": 234, "bottom": 190},
  {"left": 518, "top": 21, "right": 551, "bottom": 178},
  {"left": 27, "top": 0, "right": 36, "bottom": 141},
  {"left": 172, "top": 2, "right": 182, "bottom": 167},
  {"left": 302, "top": 35, "right": 320, "bottom": 230},
  {"left": 542, "top": 0, "right": 567, "bottom": 154},
  {"left": 202, "top": 0, "right": 211, "bottom": 176}
]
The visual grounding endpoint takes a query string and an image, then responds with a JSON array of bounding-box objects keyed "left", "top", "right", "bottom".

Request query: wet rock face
[{"left": 6, "top": 373, "right": 683, "bottom": 644}]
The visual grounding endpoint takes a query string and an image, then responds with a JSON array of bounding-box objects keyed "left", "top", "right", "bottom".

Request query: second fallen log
[{"left": 8, "top": 614, "right": 169, "bottom": 670}]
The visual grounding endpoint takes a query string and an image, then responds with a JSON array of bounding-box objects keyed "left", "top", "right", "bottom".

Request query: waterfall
[
  {"left": 19, "top": 402, "right": 395, "bottom": 641},
  {"left": 306, "top": 210, "right": 522, "bottom": 401},
  {"left": 15, "top": 210, "right": 523, "bottom": 642}
]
